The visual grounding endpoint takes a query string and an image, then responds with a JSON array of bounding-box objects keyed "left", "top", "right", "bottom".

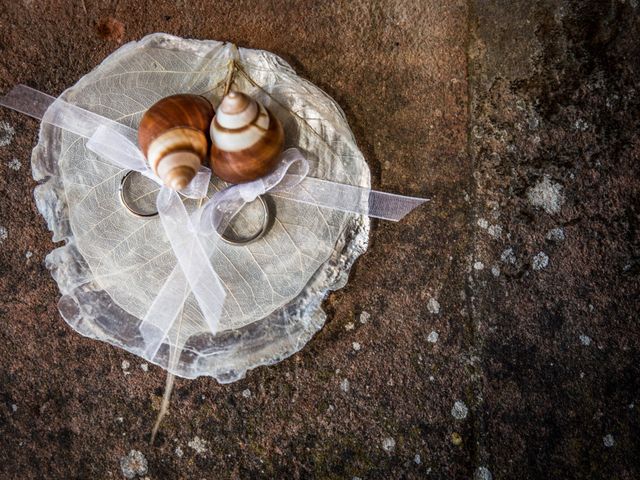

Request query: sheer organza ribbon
[
  {"left": 0, "top": 85, "right": 227, "bottom": 356},
  {"left": 87, "top": 127, "right": 310, "bottom": 358},
  {"left": 85, "top": 126, "right": 226, "bottom": 358},
  {"left": 1, "top": 84, "right": 429, "bottom": 360},
  {"left": 193, "top": 147, "right": 310, "bottom": 236}
]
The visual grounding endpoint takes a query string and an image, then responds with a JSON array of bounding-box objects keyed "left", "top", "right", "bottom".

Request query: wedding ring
[
  {"left": 119, "top": 170, "right": 159, "bottom": 218},
  {"left": 119, "top": 171, "right": 270, "bottom": 244},
  {"left": 220, "top": 195, "right": 271, "bottom": 246}
]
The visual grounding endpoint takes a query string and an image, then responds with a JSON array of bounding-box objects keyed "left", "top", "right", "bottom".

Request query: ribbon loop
[
  {"left": 196, "top": 148, "right": 311, "bottom": 235},
  {"left": 236, "top": 180, "right": 265, "bottom": 203},
  {"left": 265, "top": 148, "right": 310, "bottom": 192}
]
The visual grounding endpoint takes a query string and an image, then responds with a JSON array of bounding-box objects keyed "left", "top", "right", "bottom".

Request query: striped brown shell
[
  {"left": 209, "top": 91, "right": 284, "bottom": 184},
  {"left": 138, "top": 94, "right": 214, "bottom": 190}
]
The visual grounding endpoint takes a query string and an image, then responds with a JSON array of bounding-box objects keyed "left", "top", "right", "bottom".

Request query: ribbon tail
[
  {"left": 365, "top": 189, "right": 428, "bottom": 221},
  {"left": 140, "top": 188, "right": 226, "bottom": 359},
  {"left": 270, "top": 176, "right": 428, "bottom": 221},
  {"left": 215, "top": 147, "right": 427, "bottom": 222},
  {"left": 0, "top": 84, "right": 56, "bottom": 120},
  {"left": 140, "top": 265, "right": 193, "bottom": 359},
  {"left": 1, "top": 84, "right": 138, "bottom": 142}
]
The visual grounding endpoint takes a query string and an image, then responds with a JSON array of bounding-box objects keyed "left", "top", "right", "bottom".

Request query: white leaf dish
[{"left": 32, "top": 33, "right": 370, "bottom": 382}]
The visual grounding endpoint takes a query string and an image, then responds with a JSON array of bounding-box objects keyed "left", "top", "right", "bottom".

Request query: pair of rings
[{"left": 119, "top": 170, "right": 270, "bottom": 246}]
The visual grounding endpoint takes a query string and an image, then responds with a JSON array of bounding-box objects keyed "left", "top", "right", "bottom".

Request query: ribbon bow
[
  {"left": 87, "top": 127, "right": 311, "bottom": 358},
  {"left": 86, "top": 126, "right": 226, "bottom": 358},
  {"left": 194, "top": 148, "right": 309, "bottom": 236}
]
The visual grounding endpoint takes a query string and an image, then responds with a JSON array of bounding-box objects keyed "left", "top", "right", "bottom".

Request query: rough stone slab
[
  {"left": 469, "top": 1, "right": 640, "bottom": 478},
  {"left": 0, "top": 1, "right": 638, "bottom": 479}
]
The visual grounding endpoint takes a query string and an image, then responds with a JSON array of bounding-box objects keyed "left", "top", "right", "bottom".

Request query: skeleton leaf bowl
[{"left": 32, "top": 33, "right": 370, "bottom": 382}]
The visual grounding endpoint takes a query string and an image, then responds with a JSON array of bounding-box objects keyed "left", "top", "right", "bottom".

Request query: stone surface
[
  {"left": 0, "top": 0, "right": 638, "bottom": 479},
  {"left": 469, "top": 1, "right": 640, "bottom": 479},
  {"left": 119, "top": 450, "right": 148, "bottom": 479}
]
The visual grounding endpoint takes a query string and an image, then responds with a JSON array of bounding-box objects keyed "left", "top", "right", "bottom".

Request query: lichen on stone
[
  {"left": 546, "top": 227, "right": 565, "bottom": 241},
  {"left": 532, "top": 252, "right": 549, "bottom": 270},
  {"left": 119, "top": 450, "right": 148, "bottom": 479},
  {"left": 475, "top": 466, "right": 493, "bottom": 480},
  {"left": 188, "top": 436, "right": 208, "bottom": 454},
  {"left": 451, "top": 400, "right": 469, "bottom": 420},
  {"left": 381, "top": 437, "right": 396, "bottom": 452},
  {"left": 527, "top": 176, "right": 565, "bottom": 215},
  {"left": 427, "top": 298, "right": 440, "bottom": 314},
  {"left": 501, "top": 248, "right": 516, "bottom": 264},
  {"left": 0, "top": 121, "right": 15, "bottom": 147}
]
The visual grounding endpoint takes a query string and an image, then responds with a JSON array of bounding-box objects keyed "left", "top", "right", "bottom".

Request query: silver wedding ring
[
  {"left": 220, "top": 195, "right": 271, "bottom": 246},
  {"left": 119, "top": 170, "right": 159, "bottom": 218},
  {"left": 118, "top": 170, "right": 270, "bottom": 245},
  {"left": 118, "top": 170, "right": 271, "bottom": 246}
]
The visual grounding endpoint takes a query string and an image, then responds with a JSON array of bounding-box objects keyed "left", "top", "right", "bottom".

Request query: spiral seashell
[
  {"left": 138, "top": 94, "right": 214, "bottom": 191},
  {"left": 209, "top": 91, "right": 285, "bottom": 184}
]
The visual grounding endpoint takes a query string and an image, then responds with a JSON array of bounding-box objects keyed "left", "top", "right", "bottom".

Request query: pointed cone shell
[
  {"left": 209, "top": 91, "right": 284, "bottom": 184},
  {"left": 138, "top": 94, "right": 214, "bottom": 190}
]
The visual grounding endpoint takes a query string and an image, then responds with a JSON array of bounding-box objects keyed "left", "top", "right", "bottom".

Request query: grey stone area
[
  {"left": 0, "top": 1, "right": 638, "bottom": 478},
  {"left": 469, "top": 1, "right": 639, "bottom": 478}
]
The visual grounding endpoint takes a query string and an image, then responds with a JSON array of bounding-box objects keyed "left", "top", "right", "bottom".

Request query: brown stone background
[{"left": 0, "top": 1, "right": 638, "bottom": 479}]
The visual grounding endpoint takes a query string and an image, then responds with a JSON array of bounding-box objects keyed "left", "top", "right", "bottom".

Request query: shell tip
[
  {"left": 220, "top": 90, "right": 251, "bottom": 114},
  {"left": 165, "top": 166, "right": 195, "bottom": 191}
]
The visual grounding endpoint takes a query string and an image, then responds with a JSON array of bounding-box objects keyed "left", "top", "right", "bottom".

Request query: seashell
[
  {"left": 138, "top": 94, "right": 214, "bottom": 191},
  {"left": 209, "top": 91, "right": 285, "bottom": 184}
]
